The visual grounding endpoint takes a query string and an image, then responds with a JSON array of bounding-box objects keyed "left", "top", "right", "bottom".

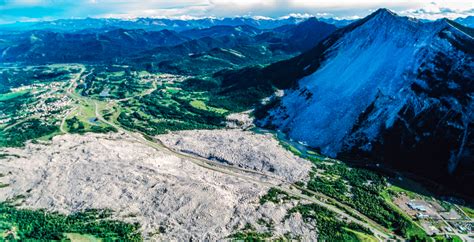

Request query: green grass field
[
  {"left": 189, "top": 100, "right": 228, "bottom": 114},
  {"left": 0, "top": 90, "right": 29, "bottom": 101},
  {"left": 65, "top": 233, "right": 103, "bottom": 242},
  {"left": 460, "top": 206, "right": 474, "bottom": 218},
  {"left": 344, "top": 228, "right": 378, "bottom": 242},
  {"left": 433, "top": 235, "right": 463, "bottom": 242}
]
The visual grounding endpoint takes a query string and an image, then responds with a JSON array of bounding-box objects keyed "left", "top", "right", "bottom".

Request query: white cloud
[
  {"left": 0, "top": 0, "right": 472, "bottom": 23},
  {"left": 400, "top": 0, "right": 473, "bottom": 19}
]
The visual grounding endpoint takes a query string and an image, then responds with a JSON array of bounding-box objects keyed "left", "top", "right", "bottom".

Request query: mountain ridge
[
  {"left": 255, "top": 8, "right": 474, "bottom": 196},
  {"left": 0, "top": 17, "right": 337, "bottom": 69}
]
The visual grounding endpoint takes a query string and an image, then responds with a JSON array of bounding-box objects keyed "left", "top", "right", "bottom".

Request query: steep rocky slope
[{"left": 260, "top": 9, "right": 474, "bottom": 196}]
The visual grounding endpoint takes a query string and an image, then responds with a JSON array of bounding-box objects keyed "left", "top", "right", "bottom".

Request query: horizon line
[{"left": 1, "top": 8, "right": 471, "bottom": 26}]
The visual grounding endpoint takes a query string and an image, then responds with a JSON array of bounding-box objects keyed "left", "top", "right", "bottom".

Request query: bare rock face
[
  {"left": 260, "top": 9, "right": 474, "bottom": 196},
  {"left": 158, "top": 129, "right": 313, "bottom": 182},
  {"left": 0, "top": 132, "right": 315, "bottom": 240}
]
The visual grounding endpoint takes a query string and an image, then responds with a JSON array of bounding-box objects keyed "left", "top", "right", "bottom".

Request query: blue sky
[{"left": 0, "top": 0, "right": 472, "bottom": 23}]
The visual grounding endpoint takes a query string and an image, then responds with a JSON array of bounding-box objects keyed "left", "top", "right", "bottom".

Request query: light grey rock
[
  {"left": 158, "top": 129, "right": 312, "bottom": 182},
  {"left": 0, "top": 132, "right": 315, "bottom": 240}
]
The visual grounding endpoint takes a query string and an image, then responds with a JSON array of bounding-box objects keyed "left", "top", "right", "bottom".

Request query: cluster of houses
[{"left": 1, "top": 82, "right": 72, "bottom": 127}]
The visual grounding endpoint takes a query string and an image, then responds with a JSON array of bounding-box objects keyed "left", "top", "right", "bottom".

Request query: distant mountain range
[
  {"left": 455, "top": 16, "right": 474, "bottom": 28},
  {"left": 0, "top": 17, "right": 337, "bottom": 75},
  {"left": 233, "top": 9, "right": 474, "bottom": 196},
  {"left": 0, "top": 16, "right": 352, "bottom": 33},
  {"left": 0, "top": 28, "right": 190, "bottom": 62}
]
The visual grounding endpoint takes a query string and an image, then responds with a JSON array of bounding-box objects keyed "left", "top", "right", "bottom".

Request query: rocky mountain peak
[{"left": 261, "top": 8, "right": 474, "bottom": 196}]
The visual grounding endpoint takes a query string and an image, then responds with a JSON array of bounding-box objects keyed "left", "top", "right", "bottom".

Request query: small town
[{"left": 393, "top": 191, "right": 474, "bottom": 240}]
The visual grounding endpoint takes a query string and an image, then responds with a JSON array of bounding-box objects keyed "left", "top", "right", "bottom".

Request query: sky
[{"left": 0, "top": 0, "right": 473, "bottom": 24}]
